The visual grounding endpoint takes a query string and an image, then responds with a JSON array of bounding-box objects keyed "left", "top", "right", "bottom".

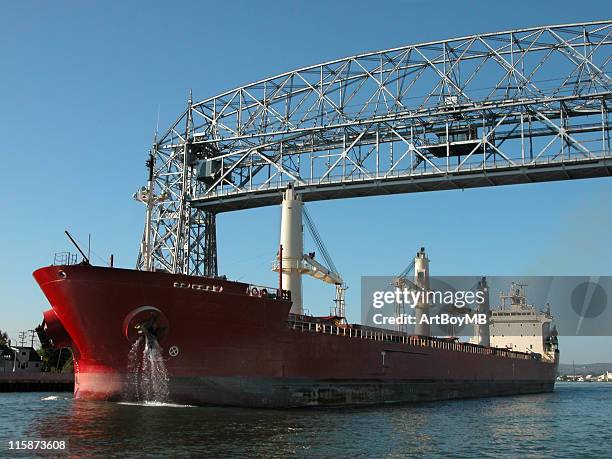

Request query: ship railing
[
  {"left": 246, "top": 284, "right": 291, "bottom": 301},
  {"left": 287, "top": 319, "right": 539, "bottom": 361},
  {"left": 53, "top": 252, "right": 78, "bottom": 266}
]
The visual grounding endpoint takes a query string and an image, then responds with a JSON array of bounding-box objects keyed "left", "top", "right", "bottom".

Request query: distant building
[
  {"left": 0, "top": 348, "right": 12, "bottom": 372},
  {"left": 0, "top": 346, "right": 42, "bottom": 372}
]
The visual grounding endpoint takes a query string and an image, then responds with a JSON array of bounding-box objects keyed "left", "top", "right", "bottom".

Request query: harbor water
[{"left": 1, "top": 382, "right": 610, "bottom": 457}]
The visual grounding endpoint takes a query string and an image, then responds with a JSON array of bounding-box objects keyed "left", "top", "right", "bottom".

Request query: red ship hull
[{"left": 34, "top": 265, "right": 558, "bottom": 408}]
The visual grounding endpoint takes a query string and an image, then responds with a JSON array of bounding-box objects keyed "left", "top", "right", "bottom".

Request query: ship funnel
[
  {"left": 475, "top": 277, "right": 490, "bottom": 347},
  {"left": 279, "top": 184, "right": 304, "bottom": 315},
  {"left": 414, "top": 247, "right": 430, "bottom": 336}
]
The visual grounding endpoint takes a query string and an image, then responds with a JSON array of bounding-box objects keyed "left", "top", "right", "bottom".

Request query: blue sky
[{"left": 1, "top": 1, "right": 610, "bottom": 363}]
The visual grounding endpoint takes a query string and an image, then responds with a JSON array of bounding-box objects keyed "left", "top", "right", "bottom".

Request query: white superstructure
[{"left": 490, "top": 283, "right": 558, "bottom": 359}]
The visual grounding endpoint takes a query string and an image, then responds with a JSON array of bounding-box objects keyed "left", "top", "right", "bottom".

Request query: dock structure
[{"left": 0, "top": 372, "right": 74, "bottom": 392}]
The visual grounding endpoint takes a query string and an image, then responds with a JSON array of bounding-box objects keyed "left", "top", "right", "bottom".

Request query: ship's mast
[
  {"left": 279, "top": 184, "right": 304, "bottom": 315},
  {"left": 135, "top": 149, "right": 166, "bottom": 271},
  {"left": 414, "top": 247, "right": 430, "bottom": 336},
  {"left": 142, "top": 153, "right": 155, "bottom": 271},
  {"left": 499, "top": 282, "right": 528, "bottom": 310},
  {"left": 475, "top": 277, "right": 490, "bottom": 346},
  {"left": 275, "top": 184, "right": 346, "bottom": 317}
]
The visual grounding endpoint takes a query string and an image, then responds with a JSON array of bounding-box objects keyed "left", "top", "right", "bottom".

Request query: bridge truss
[{"left": 138, "top": 20, "right": 612, "bottom": 276}]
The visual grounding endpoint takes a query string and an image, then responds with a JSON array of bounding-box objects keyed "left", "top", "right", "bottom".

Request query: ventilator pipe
[
  {"left": 414, "top": 247, "right": 430, "bottom": 336},
  {"left": 280, "top": 184, "right": 303, "bottom": 315}
]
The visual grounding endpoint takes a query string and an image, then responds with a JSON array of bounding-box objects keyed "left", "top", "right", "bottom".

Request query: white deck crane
[
  {"left": 393, "top": 248, "right": 430, "bottom": 336},
  {"left": 392, "top": 258, "right": 416, "bottom": 333},
  {"left": 393, "top": 258, "right": 416, "bottom": 290},
  {"left": 273, "top": 184, "right": 347, "bottom": 319},
  {"left": 302, "top": 206, "right": 347, "bottom": 319}
]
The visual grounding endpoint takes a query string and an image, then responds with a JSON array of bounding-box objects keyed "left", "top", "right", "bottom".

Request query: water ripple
[{"left": 0, "top": 382, "right": 610, "bottom": 458}]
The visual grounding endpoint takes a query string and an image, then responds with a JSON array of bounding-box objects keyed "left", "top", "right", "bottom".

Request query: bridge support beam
[{"left": 204, "top": 212, "right": 217, "bottom": 277}]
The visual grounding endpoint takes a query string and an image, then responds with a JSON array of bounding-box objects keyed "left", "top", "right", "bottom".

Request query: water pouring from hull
[{"left": 124, "top": 322, "right": 169, "bottom": 403}]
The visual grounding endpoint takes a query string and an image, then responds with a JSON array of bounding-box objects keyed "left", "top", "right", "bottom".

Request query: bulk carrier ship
[{"left": 34, "top": 184, "right": 559, "bottom": 408}]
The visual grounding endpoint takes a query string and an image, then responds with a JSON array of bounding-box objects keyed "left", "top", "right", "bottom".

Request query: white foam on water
[
  {"left": 41, "top": 395, "right": 60, "bottom": 401},
  {"left": 117, "top": 401, "right": 194, "bottom": 408}
]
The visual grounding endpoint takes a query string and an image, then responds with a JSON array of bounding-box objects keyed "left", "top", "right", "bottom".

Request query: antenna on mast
[
  {"left": 134, "top": 116, "right": 168, "bottom": 271},
  {"left": 155, "top": 104, "right": 160, "bottom": 143}
]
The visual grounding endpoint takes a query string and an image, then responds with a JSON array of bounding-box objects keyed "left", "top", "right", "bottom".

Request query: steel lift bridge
[{"left": 136, "top": 20, "right": 612, "bottom": 279}]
